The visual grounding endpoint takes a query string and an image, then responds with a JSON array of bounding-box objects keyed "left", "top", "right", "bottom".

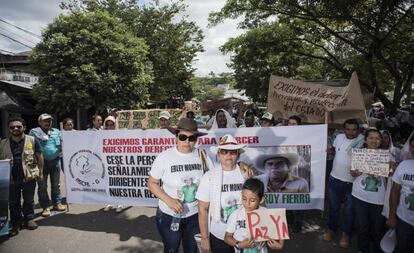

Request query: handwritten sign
[
  {"left": 246, "top": 208, "right": 289, "bottom": 241},
  {"left": 351, "top": 148, "right": 391, "bottom": 177},
  {"left": 267, "top": 72, "right": 367, "bottom": 124}
]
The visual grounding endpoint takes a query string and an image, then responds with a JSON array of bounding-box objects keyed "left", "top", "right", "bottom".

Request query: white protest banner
[
  {"left": 62, "top": 124, "right": 327, "bottom": 210},
  {"left": 247, "top": 208, "right": 289, "bottom": 241},
  {"left": 0, "top": 160, "right": 10, "bottom": 236},
  {"left": 351, "top": 148, "right": 391, "bottom": 177},
  {"left": 267, "top": 72, "right": 367, "bottom": 124}
]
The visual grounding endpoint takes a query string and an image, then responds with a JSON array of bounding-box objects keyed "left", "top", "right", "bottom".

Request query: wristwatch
[{"left": 234, "top": 241, "right": 240, "bottom": 250}]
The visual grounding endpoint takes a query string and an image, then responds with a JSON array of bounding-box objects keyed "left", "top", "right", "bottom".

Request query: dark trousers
[
  {"left": 9, "top": 180, "right": 36, "bottom": 226},
  {"left": 353, "top": 197, "right": 385, "bottom": 253},
  {"left": 38, "top": 158, "right": 62, "bottom": 208},
  {"left": 155, "top": 208, "right": 199, "bottom": 253},
  {"left": 327, "top": 176, "right": 353, "bottom": 236},
  {"left": 396, "top": 216, "right": 414, "bottom": 253},
  {"left": 210, "top": 233, "right": 234, "bottom": 253}
]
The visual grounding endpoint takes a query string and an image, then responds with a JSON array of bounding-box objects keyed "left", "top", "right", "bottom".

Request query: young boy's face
[{"left": 242, "top": 189, "right": 261, "bottom": 212}]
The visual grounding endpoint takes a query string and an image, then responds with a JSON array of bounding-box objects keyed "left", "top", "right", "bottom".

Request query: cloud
[{"left": 0, "top": 0, "right": 242, "bottom": 76}]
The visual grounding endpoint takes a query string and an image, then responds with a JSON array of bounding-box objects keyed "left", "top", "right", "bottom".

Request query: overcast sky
[{"left": 0, "top": 0, "right": 242, "bottom": 76}]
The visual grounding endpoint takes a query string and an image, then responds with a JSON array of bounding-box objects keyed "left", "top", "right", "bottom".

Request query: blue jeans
[
  {"left": 327, "top": 176, "right": 353, "bottom": 236},
  {"left": 9, "top": 180, "right": 36, "bottom": 226},
  {"left": 396, "top": 216, "right": 414, "bottom": 253},
  {"left": 353, "top": 197, "right": 385, "bottom": 253},
  {"left": 38, "top": 158, "right": 62, "bottom": 208},
  {"left": 156, "top": 208, "right": 199, "bottom": 253}
]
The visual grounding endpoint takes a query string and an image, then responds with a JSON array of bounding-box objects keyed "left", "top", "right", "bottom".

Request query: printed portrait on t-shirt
[
  {"left": 405, "top": 188, "right": 414, "bottom": 211},
  {"left": 361, "top": 175, "right": 382, "bottom": 192},
  {"left": 221, "top": 196, "right": 240, "bottom": 223},
  {"left": 178, "top": 175, "right": 199, "bottom": 204}
]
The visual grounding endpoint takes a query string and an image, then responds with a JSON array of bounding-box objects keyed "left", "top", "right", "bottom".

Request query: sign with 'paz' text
[{"left": 247, "top": 208, "right": 289, "bottom": 241}]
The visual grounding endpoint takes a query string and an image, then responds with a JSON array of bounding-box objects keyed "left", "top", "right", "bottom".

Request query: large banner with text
[
  {"left": 0, "top": 160, "right": 10, "bottom": 236},
  {"left": 62, "top": 125, "right": 327, "bottom": 210}
]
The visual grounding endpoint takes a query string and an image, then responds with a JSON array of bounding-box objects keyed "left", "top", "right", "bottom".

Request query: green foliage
[
  {"left": 62, "top": 0, "right": 204, "bottom": 103},
  {"left": 211, "top": 0, "right": 414, "bottom": 108},
  {"left": 190, "top": 72, "right": 235, "bottom": 101},
  {"left": 30, "top": 11, "right": 153, "bottom": 114}
]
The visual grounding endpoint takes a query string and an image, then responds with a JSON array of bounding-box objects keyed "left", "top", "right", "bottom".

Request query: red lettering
[
  {"left": 270, "top": 215, "right": 281, "bottom": 239},
  {"left": 247, "top": 211, "right": 260, "bottom": 239}
]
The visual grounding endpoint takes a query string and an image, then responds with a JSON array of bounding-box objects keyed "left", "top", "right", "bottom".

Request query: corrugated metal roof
[{"left": 0, "top": 79, "right": 33, "bottom": 89}]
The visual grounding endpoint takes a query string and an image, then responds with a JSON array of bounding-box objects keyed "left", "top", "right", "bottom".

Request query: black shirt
[{"left": 10, "top": 137, "right": 41, "bottom": 182}]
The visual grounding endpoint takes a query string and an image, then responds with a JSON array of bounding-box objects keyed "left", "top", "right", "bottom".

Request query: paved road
[{"left": 0, "top": 175, "right": 357, "bottom": 253}]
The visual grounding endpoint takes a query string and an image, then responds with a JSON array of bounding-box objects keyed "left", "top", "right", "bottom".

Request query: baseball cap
[
  {"left": 261, "top": 112, "right": 273, "bottom": 121},
  {"left": 38, "top": 113, "right": 53, "bottom": 121},
  {"left": 159, "top": 111, "right": 171, "bottom": 120}
]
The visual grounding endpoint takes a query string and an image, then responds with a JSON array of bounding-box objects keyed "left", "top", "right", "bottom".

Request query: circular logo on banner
[{"left": 69, "top": 150, "right": 105, "bottom": 187}]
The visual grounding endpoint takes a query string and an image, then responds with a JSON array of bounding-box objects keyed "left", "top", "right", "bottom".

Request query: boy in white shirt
[{"left": 225, "top": 178, "right": 284, "bottom": 253}]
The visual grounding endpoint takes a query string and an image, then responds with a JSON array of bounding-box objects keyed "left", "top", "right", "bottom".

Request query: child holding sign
[
  {"left": 351, "top": 129, "right": 390, "bottom": 253},
  {"left": 224, "top": 178, "right": 284, "bottom": 253}
]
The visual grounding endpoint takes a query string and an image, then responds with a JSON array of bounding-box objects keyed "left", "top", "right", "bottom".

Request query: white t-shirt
[
  {"left": 352, "top": 173, "right": 387, "bottom": 205},
  {"left": 196, "top": 167, "right": 245, "bottom": 240},
  {"left": 150, "top": 147, "right": 212, "bottom": 218},
  {"left": 331, "top": 134, "right": 355, "bottom": 182},
  {"left": 392, "top": 160, "right": 414, "bottom": 226},
  {"left": 226, "top": 206, "right": 268, "bottom": 253}
]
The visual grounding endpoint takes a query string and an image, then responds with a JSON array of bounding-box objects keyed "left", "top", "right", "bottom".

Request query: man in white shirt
[{"left": 323, "top": 118, "right": 360, "bottom": 248}]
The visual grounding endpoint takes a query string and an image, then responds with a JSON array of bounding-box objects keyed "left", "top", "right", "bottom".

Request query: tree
[
  {"left": 62, "top": 0, "right": 204, "bottom": 103},
  {"left": 30, "top": 11, "right": 153, "bottom": 114},
  {"left": 189, "top": 72, "right": 234, "bottom": 101},
  {"left": 210, "top": 0, "right": 414, "bottom": 109}
]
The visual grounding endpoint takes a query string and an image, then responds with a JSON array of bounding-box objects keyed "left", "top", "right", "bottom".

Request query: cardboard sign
[
  {"left": 246, "top": 208, "right": 289, "bottom": 241},
  {"left": 267, "top": 72, "right": 367, "bottom": 124},
  {"left": 351, "top": 148, "right": 391, "bottom": 177}
]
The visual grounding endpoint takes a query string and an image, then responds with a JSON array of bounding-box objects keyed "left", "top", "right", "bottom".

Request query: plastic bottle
[{"left": 170, "top": 214, "right": 182, "bottom": 231}]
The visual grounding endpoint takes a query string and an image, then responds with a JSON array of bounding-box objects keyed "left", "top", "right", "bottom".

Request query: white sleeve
[
  {"left": 226, "top": 211, "right": 238, "bottom": 233},
  {"left": 333, "top": 135, "right": 340, "bottom": 148},
  {"left": 149, "top": 154, "right": 165, "bottom": 180},
  {"left": 196, "top": 172, "right": 210, "bottom": 202},
  {"left": 392, "top": 162, "right": 404, "bottom": 185}
]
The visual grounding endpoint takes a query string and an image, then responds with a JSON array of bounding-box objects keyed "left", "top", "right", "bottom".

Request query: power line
[
  {"left": 0, "top": 18, "right": 41, "bottom": 39},
  {"left": 0, "top": 25, "right": 38, "bottom": 46},
  {"left": 0, "top": 32, "right": 33, "bottom": 49}
]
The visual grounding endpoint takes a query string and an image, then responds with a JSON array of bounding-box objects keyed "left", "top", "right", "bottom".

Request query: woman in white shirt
[
  {"left": 350, "top": 129, "right": 390, "bottom": 253},
  {"left": 197, "top": 134, "right": 248, "bottom": 253}
]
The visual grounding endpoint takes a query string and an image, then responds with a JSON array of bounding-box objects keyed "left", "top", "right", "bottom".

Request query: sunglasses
[
  {"left": 9, "top": 125, "right": 23, "bottom": 130},
  {"left": 177, "top": 134, "right": 197, "bottom": 142},
  {"left": 219, "top": 149, "right": 238, "bottom": 155}
]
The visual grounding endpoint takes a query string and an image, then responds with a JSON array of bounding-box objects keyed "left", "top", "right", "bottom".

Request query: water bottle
[{"left": 170, "top": 214, "right": 182, "bottom": 231}]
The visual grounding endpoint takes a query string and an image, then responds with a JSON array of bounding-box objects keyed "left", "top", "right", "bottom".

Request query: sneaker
[
  {"left": 339, "top": 232, "right": 350, "bottom": 248},
  {"left": 116, "top": 205, "right": 124, "bottom": 213},
  {"left": 54, "top": 203, "right": 66, "bottom": 212},
  {"left": 322, "top": 229, "right": 334, "bottom": 241},
  {"left": 103, "top": 205, "right": 113, "bottom": 212},
  {"left": 41, "top": 208, "right": 51, "bottom": 217},
  {"left": 24, "top": 220, "right": 38, "bottom": 230}
]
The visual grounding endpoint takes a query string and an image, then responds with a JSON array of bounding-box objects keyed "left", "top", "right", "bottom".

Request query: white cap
[
  {"left": 261, "top": 112, "right": 273, "bottom": 121},
  {"left": 159, "top": 111, "right": 171, "bottom": 120},
  {"left": 38, "top": 113, "right": 52, "bottom": 121}
]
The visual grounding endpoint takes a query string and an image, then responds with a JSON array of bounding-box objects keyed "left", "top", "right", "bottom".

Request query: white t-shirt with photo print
[
  {"left": 392, "top": 160, "right": 414, "bottom": 226},
  {"left": 226, "top": 206, "right": 268, "bottom": 253},
  {"left": 150, "top": 147, "right": 213, "bottom": 218},
  {"left": 352, "top": 173, "right": 387, "bottom": 205},
  {"left": 196, "top": 167, "right": 245, "bottom": 240}
]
